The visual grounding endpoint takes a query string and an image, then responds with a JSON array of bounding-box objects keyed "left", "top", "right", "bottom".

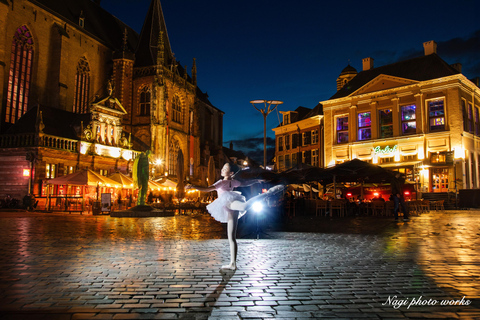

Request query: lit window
[
  {"left": 285, "top": 135, "right": 290, "bottom": 150},
  {"left": 312, "top": 129, "right": 318, "bottom": 144},
  {"left": 46, "top": 164, "right": 56, "bottom": 179},
  {"left": 278, "top": 155, "right": 284, "bottom": 170},
  {"left": 429, "top": 99, "right": 445, "bottom": 132},
  {"left": 476, "top": 108, "right": 479, "bottom": 136},
  {"left": 336, "top": 116, "right": 348, "bottom": 144},
  {"left": 312, "top": 149, "right": 319, "bottom": 166},
  {"left": 74, "top": 57, "right": 90, "bottom": 114},
  {"left": 139, "top": 86, "right": 151, "bottom": 116},
  {"left": 358, "top": 112, "right": 371, "bottom": 141},
  {"left": 468, "top": 102, "right": 474, "bottom": 133},
  {"left": 401, "top": 105, "right": 416, "bottom": 135},
  {"left": 379, "top": 109, "right": 393, "bottom": 138},
  {"left": 172, "top": 95, "right": 182, "bottom": 123},
  {"left": 5, "top": 25, "right": 34, "bottom": 124}
]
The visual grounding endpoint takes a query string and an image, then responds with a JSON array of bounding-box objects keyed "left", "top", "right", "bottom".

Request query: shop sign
[{"left": 374, "top": 145, "right": 397, "bottom": 155}]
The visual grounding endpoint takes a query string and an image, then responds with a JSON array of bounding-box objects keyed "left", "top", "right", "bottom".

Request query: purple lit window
[
  {"left": 358, "top": 112, "right": 371, "bottom": 141},
  {"left": 401, "top": 105, "right": 416, "bottom": 135},
  {"left": 336, "top": 116, "right": 348, "bottom": 144},
  {"left": 429, "top": 100, "right": 445, "bottom": 132}
]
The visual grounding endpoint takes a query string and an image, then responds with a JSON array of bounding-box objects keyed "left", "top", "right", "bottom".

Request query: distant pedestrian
[{"left": 391, "top": 172, "right": 410, "bottom": 222}]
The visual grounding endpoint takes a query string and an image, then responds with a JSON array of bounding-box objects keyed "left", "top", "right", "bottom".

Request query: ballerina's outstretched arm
[{"left": 185, "top": 184, "right": 216, "bottom": 193}]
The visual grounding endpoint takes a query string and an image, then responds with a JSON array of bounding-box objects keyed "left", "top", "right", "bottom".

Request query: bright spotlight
[{"left": 252, "top": 201, "right": 263, "bottom": 213}]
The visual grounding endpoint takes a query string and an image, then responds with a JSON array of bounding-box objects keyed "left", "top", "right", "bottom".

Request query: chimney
[
  {"left": 362, "top": 57, "right": 374, "bottom": 71},
  {"left": 450, "top": 63, "right": 462, "bottom": 73},
  {"left": 423, "top": 40, "right": 437, "bottom": 55}
]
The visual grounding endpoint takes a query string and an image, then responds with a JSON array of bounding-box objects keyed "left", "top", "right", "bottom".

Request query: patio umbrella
[
  {"left": 207, "top": 156, "right": 215, "bottom": 186},
  {"left": 108, "top": 172, "right": 134, "bottom": 188},
  {"left": 324, "top": 159, "right": 394, "bottom": 184},
  {"left": 280, "top": 164, "right": 327, "bottom": 184},
  {"left": 233, "top": 166, "right": 279, "bottom": 183}
]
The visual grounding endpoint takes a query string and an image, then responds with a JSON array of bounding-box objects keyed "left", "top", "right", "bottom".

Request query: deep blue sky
[{"left": 101, "top": 0, "right": 480, "bottom": 163}]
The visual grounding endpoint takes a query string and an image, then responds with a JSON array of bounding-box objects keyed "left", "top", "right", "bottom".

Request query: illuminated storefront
[{"left": 323, "top": 41, "right": 480, "bottom": 193}]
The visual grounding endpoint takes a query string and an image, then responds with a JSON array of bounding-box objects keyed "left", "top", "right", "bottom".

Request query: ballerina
[{"left": 186, "top": 162, "right": 284, "bottom": 270}]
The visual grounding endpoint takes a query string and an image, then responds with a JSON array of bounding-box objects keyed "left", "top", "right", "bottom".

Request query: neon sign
[{"left": 374, "top": 145, "right": 397, "bottom": 155}]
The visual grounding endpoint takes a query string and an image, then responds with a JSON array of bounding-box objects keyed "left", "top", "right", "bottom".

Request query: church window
[
  {"left": 74, "top": 57, "right": 90, "bottom": 113},
  {"left": 5, "top": 25, "right": 34, "bottom": 124},
  {"left": 139, "top": 86, "right": 151, "bottom": 116},
  {"left": 172, "top": 95, "right": 182, "bottom": 123}
]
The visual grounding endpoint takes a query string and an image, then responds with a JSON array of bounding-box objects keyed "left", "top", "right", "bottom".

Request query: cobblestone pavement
[{"left": 0, "top": 210, "right": 479, "bottom": 319}]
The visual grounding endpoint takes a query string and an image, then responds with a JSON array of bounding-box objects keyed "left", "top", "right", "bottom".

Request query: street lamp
[{"left": 250, "top": 99, "right": 283, "bottom": 168}]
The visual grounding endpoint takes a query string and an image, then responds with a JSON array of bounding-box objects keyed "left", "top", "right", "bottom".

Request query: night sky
[{"left": 100, "top": 0, "right": 480, "bottom": 163}]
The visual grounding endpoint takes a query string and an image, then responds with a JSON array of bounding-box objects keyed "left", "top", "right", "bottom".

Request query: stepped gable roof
[
  {"left": 134, "top": 0, "right": 173, "bottom": 68},
  {"left": 31, "top": 0, "right": 138, "bottom": 52},
  {"left": 330, "top": 53, "right": 460, "bottom": 100},
  {"left": 7, "top": 105, "right": 91, "bottom": 140}
]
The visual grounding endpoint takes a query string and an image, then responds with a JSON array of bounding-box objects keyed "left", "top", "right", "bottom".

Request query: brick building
[
  {"left": 0, "top": 0, "right": 224, "bottom": 200},
  {"left": 273, "top": 105, "right": 324, "bottom": 171}
]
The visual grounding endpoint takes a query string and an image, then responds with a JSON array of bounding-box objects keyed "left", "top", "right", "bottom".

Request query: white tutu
[{"left": 206, "top": 191, "right": 246, "bottom": 223}]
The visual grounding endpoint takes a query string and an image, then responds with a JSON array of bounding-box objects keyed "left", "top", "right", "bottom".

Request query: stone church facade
[{"left": 0, "top": 0, "right": 224, "bottom": 200}]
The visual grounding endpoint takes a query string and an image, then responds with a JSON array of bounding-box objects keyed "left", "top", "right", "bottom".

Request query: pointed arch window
[
  {"left": 74, "top": 57, "right": 90, "bottom": 113},
  {"left": 5, "top": 25, "right": 34, "bottom": 124},
  {"left": 139, "top": 86, "right": 151, "bottom": 116},
  {"left": 172, "top": 95, "right": 182, "bottom": 123}
]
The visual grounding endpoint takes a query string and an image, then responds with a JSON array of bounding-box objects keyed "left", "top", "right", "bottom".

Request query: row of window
[
  {"left": 278, "top": 129, "right": 319, "bottom": 152},
  {"left": 137, "top": 87, "right": 184, "bottom": 124},
  {"left": 5, "top": 25, "right": 185, "bottom": 125},
  {"left": 278, "top": 149, "right": 320, "bottom": 169},
  {"left": 45, "top": 164, "right": 75, "bottom": 179},
  {"left": 336, "top": 99, "right": 445, "bottom": 144}
]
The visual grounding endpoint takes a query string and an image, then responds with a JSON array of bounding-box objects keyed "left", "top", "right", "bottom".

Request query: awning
[{"left": 47, "top": 169, "right": 122, "bottom": 188}]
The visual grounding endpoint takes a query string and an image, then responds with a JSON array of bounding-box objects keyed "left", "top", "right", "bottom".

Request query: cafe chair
[
  {"left": 315, "top": 199, "right": 328, "bottom": 216},
  {"left": 432, "top": 200, "right": 445, "bottom": 211},
  {"left": 329, "top": 200, "right": 345, "bottom": 218},
  {"left": 371, "top": 201, "right": 385, "bottom": 216}
]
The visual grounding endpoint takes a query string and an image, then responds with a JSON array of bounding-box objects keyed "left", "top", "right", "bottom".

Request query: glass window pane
[
  {"left": 401, "top": 105, "right": 416, "bottom": 121},
  {"left": 358, "top": 112, "right": 371, "bottom": 128}
]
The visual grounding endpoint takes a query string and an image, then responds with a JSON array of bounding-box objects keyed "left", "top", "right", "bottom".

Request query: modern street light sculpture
[{"left": 250, "top": 100, "right": 283, "bottom": 168}]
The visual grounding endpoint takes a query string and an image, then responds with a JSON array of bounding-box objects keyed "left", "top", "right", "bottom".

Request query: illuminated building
[
  {"left": 323, "top": 41, "right": 480, "bottom": 193},
  {"left": 273, "top": 105, "right": 324, "bottom": 171},
  {"left": 0, "top": 0, "right": 224, "bottom": 200}
]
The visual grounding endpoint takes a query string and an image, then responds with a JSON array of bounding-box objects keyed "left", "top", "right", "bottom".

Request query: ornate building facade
[
  {"left": 323, "top": 41, "right": 480, "bottom": 193},
  {"left": 0, "top": 0, "right": 224, "bottom": 200}
]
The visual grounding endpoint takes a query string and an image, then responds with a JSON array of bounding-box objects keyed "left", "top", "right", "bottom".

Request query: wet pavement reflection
[{"left": 0, "top": 210, "right": 479, "bottom": 319}]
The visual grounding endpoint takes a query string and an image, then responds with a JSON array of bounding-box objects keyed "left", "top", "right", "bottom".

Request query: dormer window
[{"left": 284, "top": 114, "right": 290, "bottom": 125}]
